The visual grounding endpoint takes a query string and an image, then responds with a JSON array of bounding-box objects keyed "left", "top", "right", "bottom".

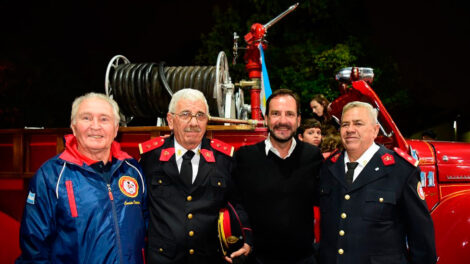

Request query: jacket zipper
[{"left": 108, "top": 183, "right": 124, "bottom": 264}]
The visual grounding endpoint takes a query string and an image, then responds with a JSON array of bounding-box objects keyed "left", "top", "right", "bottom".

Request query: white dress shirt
[
  {"left": 264, "top": 134, "right": 297, "bottom": 159},
  {"left": 344, "top": 143, "right": 380, "bottom": 182},
  {"left": 174, "top": 140, "right": 201, "bottom": 183}
]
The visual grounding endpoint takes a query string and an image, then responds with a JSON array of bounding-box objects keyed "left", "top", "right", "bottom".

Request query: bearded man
[{"left": 232, "top": 89, "right": 323, "bottom": 264}]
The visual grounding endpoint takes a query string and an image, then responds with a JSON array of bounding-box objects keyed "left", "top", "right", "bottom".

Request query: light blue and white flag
[{"left": 259, "top": 43, "right": 272, "bottom": 116}]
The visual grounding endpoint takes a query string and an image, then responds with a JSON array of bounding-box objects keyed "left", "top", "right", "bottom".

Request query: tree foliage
[{"left": 195, "top": 0, "right": 409, "bottom": 118}]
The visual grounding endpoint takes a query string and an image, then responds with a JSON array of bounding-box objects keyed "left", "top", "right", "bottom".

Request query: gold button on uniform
[
  {"left": 341, "top": 213, "right": 347, "bottom": 219},
  {"left": 344, "top": 194, "right": 350, "bottom": 200},
  {"left": 339, "top": 230, "right": 345, "bottom": 236},
  {"left": 217, "top": 181, "right": 222, "bottom": 186},
  {"left": 189, "top": 249, "right": 195, "bottom": 255},
  {"left": 379, "top": 197, "right": 384, "bottom": 203},
  {"left": 338, "top": 248, "right": 344, "bottom": 255},
  {"left": 187, "top": 213, "right": 193, "bottom": 219},
  {"left": 187, "top": 196, "right": 192, "bottom": 201},
  {"left": 158, "top": 179, "right": 163, "bottom": 184},
  {"left": 189, "top": 230, "right": 194, "bottom": 237},
  {"left": 159, "top": 248, "right": 163, "bottom": 253}
]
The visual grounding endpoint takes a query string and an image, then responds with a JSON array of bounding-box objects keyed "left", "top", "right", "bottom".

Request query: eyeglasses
[{"left": 172, "top": 111, "right": 208, "bottom": 122}]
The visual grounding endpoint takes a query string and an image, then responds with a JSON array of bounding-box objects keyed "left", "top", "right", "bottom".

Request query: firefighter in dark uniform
[
  {"left": 318, "top": 101, "right": 436, "bottom": 264},
  {"left": 139, "top": 88, "right": 252, "bottom": 264}
]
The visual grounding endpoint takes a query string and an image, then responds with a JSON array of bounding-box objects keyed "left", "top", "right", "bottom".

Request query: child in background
[{"left": 297, "top": 118, "right": 322, "bottom": 147}]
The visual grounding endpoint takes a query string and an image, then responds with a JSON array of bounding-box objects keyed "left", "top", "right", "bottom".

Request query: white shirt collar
[
  {"left": 344, "top": 143, "right": 380, "bottom": 181},
  {"left": 174, "top": 140, "right": 201, "bottom": 161},
  {"left": 345, "top": 142, "right": 379, "bottom": 166},
  {"left": 174, "top": 139, "right": 201, "bottom": 183},
  {"left": 264, "top": 134, "right": 297, "bottom": 159}
]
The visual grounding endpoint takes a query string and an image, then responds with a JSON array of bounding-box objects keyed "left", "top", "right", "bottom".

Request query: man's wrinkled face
[
  {"left": 71, "top": 98, "right": 118, "bottom": 158},
  {"left": 266, "top": 95, "right": 300, "bottom": 143},
  {"left": 167, "top": 98, "right": 207, "bottom": 149},
  {"left": 340, "top": 106, "right": 379, "bottom": 156}
]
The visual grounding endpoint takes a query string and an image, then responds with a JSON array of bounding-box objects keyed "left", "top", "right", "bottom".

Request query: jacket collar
[
  {"left": 327, "top": 146, "right": 391, "bottom": 191},
  {"left": 161, "top": 135, "right": 214, "bottom": 163},
  {"left": 160, "top": 136, "right": 215, "bottom": 193},
  {"left": 348, "top": 146, "right": 390, "bottom": 192},
  {"left": 59, "top": 134, "right": 131, "bottom": 166}
]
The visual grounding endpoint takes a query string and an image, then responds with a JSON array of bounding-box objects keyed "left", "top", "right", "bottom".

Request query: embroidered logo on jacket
[{"left": 118, "top": 176, "right": 139, "bottom": 198}]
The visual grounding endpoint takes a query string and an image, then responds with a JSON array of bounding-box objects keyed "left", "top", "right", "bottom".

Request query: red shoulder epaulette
[
  {"left": 139, "top": 137, "right": 165, "bottom": 155},
  {"left": 210, "top": 138, "right": 234, "bottom": 157},
  {"left": 393, "top": 147, "right": 419, "bottom": 167}
]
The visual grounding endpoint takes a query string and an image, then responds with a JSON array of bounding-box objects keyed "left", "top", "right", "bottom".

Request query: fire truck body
[
  {"left": 1, "top": 3, "right": 469, "bottom": 261},
  {"left": 1, "top": 76, "right": 470, "bottom": 262}
]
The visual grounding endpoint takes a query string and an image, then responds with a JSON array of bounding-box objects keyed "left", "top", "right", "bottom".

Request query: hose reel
[{"left": 105, "top": 52, "right": 246, "bottom": 125}]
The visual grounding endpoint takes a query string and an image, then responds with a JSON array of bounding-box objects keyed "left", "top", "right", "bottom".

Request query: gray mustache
[{"left": 184, "top": 127, "right": 202, "bottom": 132}]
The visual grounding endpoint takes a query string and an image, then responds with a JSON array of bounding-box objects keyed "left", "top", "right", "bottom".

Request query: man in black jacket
[
  {"left": 318, "top": 101, "right": 436, "bottom": 264},
  {"left": 139, "top": 88, "right": 251, "bottom": 264},
  {"left": 233, "top": 89, "right": 323, "bottom": 264}
]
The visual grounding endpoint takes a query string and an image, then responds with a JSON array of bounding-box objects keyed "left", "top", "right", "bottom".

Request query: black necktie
[
  {"left": 346, "top": 162, "right": 359, "bottom": 185},
  {"left": 180, "top": 150, "right": 195, "bottom": 186}
]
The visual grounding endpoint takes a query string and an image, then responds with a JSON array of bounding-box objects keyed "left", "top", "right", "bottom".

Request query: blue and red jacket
[{"left": 17, "top": 134, "right": 147, "bottom": 264}]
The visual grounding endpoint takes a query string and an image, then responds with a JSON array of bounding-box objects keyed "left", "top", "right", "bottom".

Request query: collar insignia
[
  {"left": 381, "top": 153, "right": 395, "bottom": 166},
  {"left": 200, "top": 149, "right": 215, "bottom": 162},
  {"left": 159, "top": 148, "right": 175, "bottom": 161}
]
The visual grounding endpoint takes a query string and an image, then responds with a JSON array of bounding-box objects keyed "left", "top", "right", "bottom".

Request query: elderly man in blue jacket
[{"left": 17, "top": 93, "right": 147, "bottom": 264}]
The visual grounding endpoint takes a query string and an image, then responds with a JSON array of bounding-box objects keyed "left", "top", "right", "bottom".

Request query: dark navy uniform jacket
[
  {"left": 318, "top": 145, "right": 436, "bottom": 264},
  {"left": 139, "top": 135, "right": 251, "bottom": 264}
]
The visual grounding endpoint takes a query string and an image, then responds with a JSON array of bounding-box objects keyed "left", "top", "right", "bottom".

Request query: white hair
[
  {"left": 342, "top": 101, "right": 378, "bottom": 124},
  {"left": 71, "top": 92, "right": 120, "bottom": 125},
  {"left": 168, "top": 88, "right": 209, "bottom": 114}
]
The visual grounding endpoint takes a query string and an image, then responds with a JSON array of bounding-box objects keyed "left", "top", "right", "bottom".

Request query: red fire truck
[{"left": 1, "top": 3, "right": 469, "bottom": 263}]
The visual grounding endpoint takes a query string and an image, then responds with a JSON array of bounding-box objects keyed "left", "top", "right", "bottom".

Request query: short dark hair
[
  {"left": 297, "top": 118, "right": 322, "bottom": 135},
  {"left": 265, "top": 89, "right": 301, "bottom": 116}
]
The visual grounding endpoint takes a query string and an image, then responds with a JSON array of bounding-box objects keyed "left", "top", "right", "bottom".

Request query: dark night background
[{"left": 1, "top": 0, "right": 469, "bottom": 140}]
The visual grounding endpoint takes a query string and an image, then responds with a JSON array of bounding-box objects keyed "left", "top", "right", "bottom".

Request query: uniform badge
[
  {"left": 417, "top": 182, "right": 426, "bottom": 200},
  {"left": 381, "top": 153, "right": 395, "bottom": 166},
  {"left": 118, "top": 176, "right": 139, "bottom": 198}
]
